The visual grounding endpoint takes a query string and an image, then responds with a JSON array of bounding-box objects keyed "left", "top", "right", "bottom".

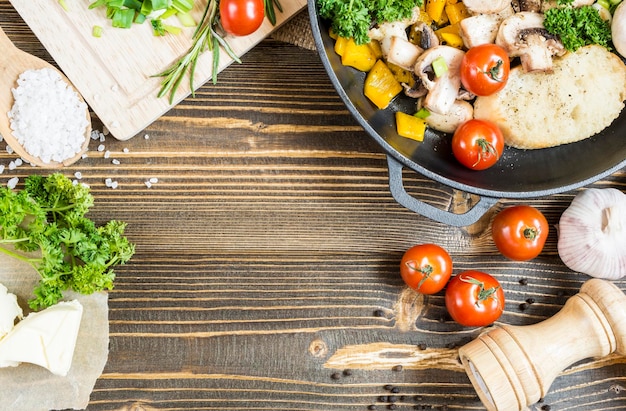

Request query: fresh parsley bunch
[
  {"left": 0, "top": 173, "right": 135, "bottom": 310},
  {"left": 317, "top": 0, "right": 423, "bottom": 45},
  {"left": 544, "top": 5, "right": 612, "bottom": 52}
]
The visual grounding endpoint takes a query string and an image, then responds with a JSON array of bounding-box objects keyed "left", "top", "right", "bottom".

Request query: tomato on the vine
[
  {"left": 460, "top": 44, "right": 510, "bottom": 96},
  {"left": 445, "top": 270, "right": 505, "bottom": 327},
  {"left": 400, "top": 244, "right": 453, "bottom": 295},
  {"left": 220, "top": 0, "right": 265, "bottom": 37},
  {"left": 452, "top": 119, "right": 504, "bottom": 170},
  {"left": 492, "top": 205, "right": 549, "bottom": 261}
]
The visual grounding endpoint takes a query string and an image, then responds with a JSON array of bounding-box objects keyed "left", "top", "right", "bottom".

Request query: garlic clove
[{"left": 557, "top": 188, "right": 626, "bottom": 280}]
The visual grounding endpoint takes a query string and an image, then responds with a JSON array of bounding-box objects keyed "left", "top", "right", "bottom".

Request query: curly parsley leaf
[
  {"left": 544, "top": 5, "right": 612, "bottom": 52},
  {"left": 317, "top": 0, "right": 423, "bottom": 45},
  {"left": 0, "top": 173, "right": 135, "bottom": 310}
]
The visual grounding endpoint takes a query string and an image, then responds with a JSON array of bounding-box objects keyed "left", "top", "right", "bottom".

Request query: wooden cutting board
[{"left": 9, "top": 0, "right": 307, "bottom": 140}]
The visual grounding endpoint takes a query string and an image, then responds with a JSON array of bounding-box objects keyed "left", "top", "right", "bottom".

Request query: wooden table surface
[{"left": 1, "top": 2, "right": 626, "bottom": 410}]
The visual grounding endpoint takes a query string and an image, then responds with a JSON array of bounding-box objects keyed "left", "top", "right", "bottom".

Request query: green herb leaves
[
  {"left": 544, "top": 5, "right": 613, "bottom": 52},
  {"left": 0, "top": 174, "right": 135, "bottom": 310},
  {"left": 317, "top": 0, "right": 423, "bottom": 45}
]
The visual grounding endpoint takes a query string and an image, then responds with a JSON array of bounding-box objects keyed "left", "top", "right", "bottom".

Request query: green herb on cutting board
[
  {"left": 153, "top": 0, "right": 283, "bottom": 103},
  {"left": 88, "top": 0, "right": 196, "bottom": 30},
  {"left": 0, "top": 174, "right": 135, "bottom": 310}
]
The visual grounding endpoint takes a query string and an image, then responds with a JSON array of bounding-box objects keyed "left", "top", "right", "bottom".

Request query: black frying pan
[{"left": 308, "top": 0, "right": 626, "bottom": 226}]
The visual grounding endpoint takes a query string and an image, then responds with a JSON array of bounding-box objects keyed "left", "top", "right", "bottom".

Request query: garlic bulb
[{"left": 557, "top": 188, "right": 626, "bottom": 280}]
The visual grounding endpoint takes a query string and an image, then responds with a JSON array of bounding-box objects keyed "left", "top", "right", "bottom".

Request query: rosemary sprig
[
  {"left": 154, "top": 0, "right": 283, "bottom": 104},
  {"left": 153, "top": 0, "right": 238, "bottom": 103}
]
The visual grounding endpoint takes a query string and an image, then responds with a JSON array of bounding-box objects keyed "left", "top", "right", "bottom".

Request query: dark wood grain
[{"left": 1, "top": 2, "right": 626, "bottom": 410}]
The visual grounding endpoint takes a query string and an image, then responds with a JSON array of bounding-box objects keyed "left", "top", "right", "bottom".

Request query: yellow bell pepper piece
[
  {"left": 329, "top": 27, "right": 338, "bottom": 40},
  {"left": 387, "top": 62, "right": 415, "bottom": 86},
  {"left": 364, "top": 60, "right": 403, "bottom": 110},
  {"left": 368, "top": 40, "right": 384, "bottom": 60},
  {"left": 435, "top": 23, "right": 461, "bottom": 43},
  {"left": 396, "top": 112, "right": 427, "bottom": 141},
  {"left": 341, "top": 38, "right": 377, "bottom": 72},
  {"left": 334, "top": 36, "right": 349, "bottom": 57},
  {"left": 426, "top": 0, "right": 446, "bottom": 22},
  {"left": 440, "top": 32, "right": 464, "bottom": 49},
  {"left": 445, "top": 2, "right": 469, "bottom": 25}
]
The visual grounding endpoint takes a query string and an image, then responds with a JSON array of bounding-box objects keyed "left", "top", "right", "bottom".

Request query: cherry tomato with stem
[
  {"left": 452, "top": 119, "right": 504, "bottom": 170},
  {"left": 445, "top": 270, "right": 505, "bottom": 327},
  {"left": 400, "top": 244, "right": 453, "bottom": 295},
  {"left": 492, "top": 205, "right": 549, "bottom": 261},
  {"left": 461, "top": 44, "right": 510, "bottom": 96},
  {"left": 220, "top": 0, "right": 265, "bottom": 37}
]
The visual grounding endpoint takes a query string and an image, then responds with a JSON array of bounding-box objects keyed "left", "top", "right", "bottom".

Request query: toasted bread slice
[{"left": 473, "top": 45, "right": 626, "bottom": 149}]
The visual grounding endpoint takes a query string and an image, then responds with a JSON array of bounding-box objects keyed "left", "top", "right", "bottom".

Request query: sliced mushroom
[
  {"left": 462, "top": 0, "right": 510, "bottom": 14},
  {"left": 387, "top": 36, "right": 424, "bottom": 71},
  {"left": 613, "top": 1, "right": 626, "bottom": 58},
  {"left": 414, "top": 45, "right": 465, "bottom": 115},
  {"left": 459, "top": 14, "right": 502, "bottom": 48},
  {"left": 541, "top": 0, "right": 594, "bottom": 11},
  {"left": 496, "top": 12, "right": 566, "bottom": 73},
  {"left": 402, "top": 76, "right": 428, "bottom": 99},
  {"left": 519, "top": 0, "right": 542, "bottom": 12},
  {"left": 368, "top": 6, "right": 422, "bottom": 59},
  {"left": 409, "top": 22, "right": 440, "bottom": 50},
  {"left": 422, "top": 100, "right": 474, "bottom": 134}
]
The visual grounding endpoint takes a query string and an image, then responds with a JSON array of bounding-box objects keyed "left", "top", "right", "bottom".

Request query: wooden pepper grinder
[{"left": 458, "top": 278, "right": 626, "bottom": 411}]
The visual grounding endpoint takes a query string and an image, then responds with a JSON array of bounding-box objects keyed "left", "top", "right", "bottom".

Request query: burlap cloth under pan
[{"left": 271, "top": 9, "right": 317, "bottom": 51}]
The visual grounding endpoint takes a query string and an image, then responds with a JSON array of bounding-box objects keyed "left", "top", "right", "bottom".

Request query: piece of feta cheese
[
  {"left": 0, "top": 283, "right": 23, "bottom": 339},
  {"left": 0, "top": 300, "right": 83, "bottom": 376}
]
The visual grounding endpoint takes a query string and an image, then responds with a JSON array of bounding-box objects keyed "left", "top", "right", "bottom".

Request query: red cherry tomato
[
  {"left": 220, "top": 0, "right": 265, "bottom": 37},
  {"left": 460, "top": 44, "right": 510, "bottom": 96},
  {"left": 400, "top": 244, "right": 453, "bottom": 295},
  {"left": 452, "top": 119, "right": 504, "bottom": 170},
  {"left": 492, "top": 205, "right": 549, "bottom": 261},
  {"left": 445, "top": 270, "right": 505, "bottom": 327}
]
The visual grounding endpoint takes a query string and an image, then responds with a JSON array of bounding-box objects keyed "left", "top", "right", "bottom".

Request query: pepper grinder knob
[{"left": 458, "top": 278, "right": 626, "bottom": 411}]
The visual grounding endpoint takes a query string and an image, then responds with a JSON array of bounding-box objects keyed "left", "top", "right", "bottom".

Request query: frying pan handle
[{"left": 387, "top": 156, "right": 498, "bottom": 226}]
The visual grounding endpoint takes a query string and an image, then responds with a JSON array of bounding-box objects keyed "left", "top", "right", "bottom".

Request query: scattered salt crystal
[
  {"left": 112, "top": 159, "right": 120, "bottom": 165},
  {"left": 99, "top": 133, "right": 105, "bottom": 142},
  {"left": 104, "top": 150, "right": 111, "bottom": 159},
  {"left": 8, "top": 161, "right": 16, "bottom": 171},
  {"left": 7, "top": 177, "right": 18, "bottom": 189},
  {"left": 144, "top": 134, "right": 150, "bottom": 140},
  {"left": 144, "top": 181, "right": 152, "bottom": 188},
  {"left": 104, "top": 178, "right": 113, "bottom": 187},
  {"left": 14, "top": 158, "right": 22, "bottom": 167},
  {"left": 0, "top": 165, "right": 5, "bottom": 174},
  {"left": 5, "top": 146, "right": 13, "bottom": 155},
  {"left": 90, "top": 130, "right": 99, "bottom": 140},
  {"left": 149, "top": 177, "right": 158, "bottom": 184},
  {"left": 123, "top": 148, "right": 129, "bottom": 153},
  {"left": 74, "top": 171, "right": 82, "bottom": 180},
  {"left": 110, "top": 181, "right": 118, "bottom": 189},
  {"left": 7, "top": 68, "right": 88, "bottom": 164},
  {"left": 82, "top": 153, "right": 88, "bottom": 159},
  {"left": 97, "top": 144, "right": 105, "bottom": 152}
]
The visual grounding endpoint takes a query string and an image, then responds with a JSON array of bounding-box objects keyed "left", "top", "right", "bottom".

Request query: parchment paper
[{"left": 0, "top": 252, "right": 109, "bottom": 411}]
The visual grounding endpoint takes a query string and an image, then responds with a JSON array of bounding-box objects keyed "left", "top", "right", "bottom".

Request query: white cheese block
[
  {"left": 0, "top": 300, "right": 83, "bottom": 376},
  {"left": 0, "top": 283, "right": 23, "bottom": 339}
]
